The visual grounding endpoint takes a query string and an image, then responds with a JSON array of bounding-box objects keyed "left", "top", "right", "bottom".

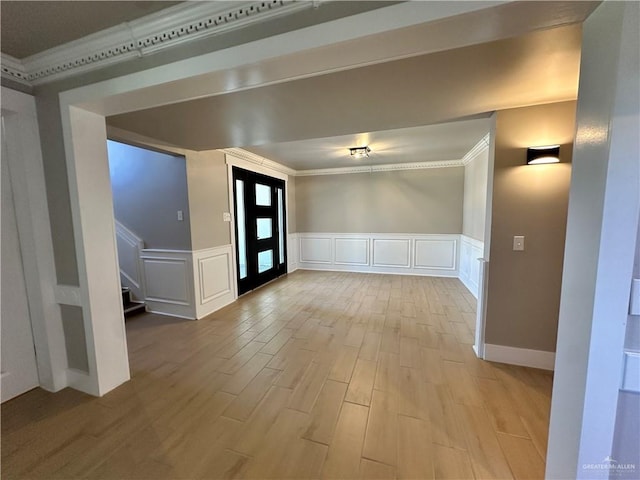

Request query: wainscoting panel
[
  {"left": 296, "top": 233, "right": 459, "bottom": 277},
  {"left": 414, "top": 238, "right": 457, "bottom": 271},
  {"left": 288, "top": 233, "right": 299, "bottom": 273},
  {"left": 140, "top": 250, "right": 195, "bottom": 319},
  {"left": 193, "top": 245, "right": 235, "bottom": 319},
  {"left": 299, "top": 237, "right": 332, "bottom": 264},
  {"left": 459, "top": 235, "right": 484, "bottom": 298},
  {"left": 372, "top": 239, "right": 411, "bottom": 268},
  {"left": 335, "top": 237, "right": 370, "bottom": 266}
]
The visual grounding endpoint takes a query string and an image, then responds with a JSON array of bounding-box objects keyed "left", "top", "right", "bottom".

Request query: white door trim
[{"left": 1, "top": 87, "right": 68, "bottom": 392}]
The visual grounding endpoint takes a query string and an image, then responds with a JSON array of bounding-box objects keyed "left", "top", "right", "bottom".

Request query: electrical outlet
[
  {"left": 223, "top": 212, "right": 231, "bottom": 222},
  {"left": 513, "top": 235, "right": 525, "bottom": 251},
  {"left": 177, "top": 210, "right": 183, "bottom": 221}
]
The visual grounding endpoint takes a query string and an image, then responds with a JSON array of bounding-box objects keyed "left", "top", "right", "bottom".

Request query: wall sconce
[
  {"left": 349, "top": 146, "right": 371, "bottom": 158},
  {"left": 526, "top": 145, "right": 560, "bottom": 165}
]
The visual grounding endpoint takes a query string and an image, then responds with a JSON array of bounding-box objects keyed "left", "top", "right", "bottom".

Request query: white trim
[
  {"left": 461, "top": 133, "right": 491, "bottom": 165},
  {"left": 54, "top": 285, "right": 82, "bottom": 307},
  {"left": 296, "top": 233, "right": 460, "bottom": 278},
  {"left": 459, "top": 235, "right": 484, "bottom": 298},
  {"left": 483, "top": 344, "right": 556, "bottom": 371},
  {"left": 1, "top": 54, "right": 31, "bottom": 86},
  {"left": 115, "top": 220, "right": 145, "bottom": 299},
  {"left": 193, "top": 245, "right": 236, "bottom": 319},
  {"left": 3, "top": 1, "right": 313, "bottom": 86},
  {"left": 474, "top": 258, "right": 489, "bottom": 358},
  {"left": 224, "top": 148, "right": 296, "bottom": 178},
  {"left": 1, "top": 87, "right": 69, "bottom": 392},
  {"left": 295, "top": 159, "right": 463, "bottom": 177}
]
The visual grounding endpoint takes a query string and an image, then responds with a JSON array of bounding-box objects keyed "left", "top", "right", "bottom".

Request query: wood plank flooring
[{"left": 1, "top": 271, "right": 553, "bottom": 479}]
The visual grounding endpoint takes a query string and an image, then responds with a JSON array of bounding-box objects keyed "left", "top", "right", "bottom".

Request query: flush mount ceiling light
[
  {"left": 349, "top": 146, "right": 371, "bottom": 158},
  {"left": 527, "top": 145, "right": 560, "bottom": 165}
]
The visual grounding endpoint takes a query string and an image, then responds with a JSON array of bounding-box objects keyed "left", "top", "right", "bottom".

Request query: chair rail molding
[{"left": 1, "top": 1, "right": 313, "bottom": 86}]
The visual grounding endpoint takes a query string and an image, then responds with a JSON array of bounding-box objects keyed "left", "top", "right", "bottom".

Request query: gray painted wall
[
  {"left": 107, "top": 140, "right": 191, "bottom": 250},
  {"left": 295, "top": 168, "right": 464, "bottom": 234},
  {"left": 462, "top": 148, "right": 489, "bottom": 241},
  {"left": 484, "top": 100, "right": 576, "bottom": 353},
  {"left": 185, "top": 150, "right": 231, "bottom": 250}
]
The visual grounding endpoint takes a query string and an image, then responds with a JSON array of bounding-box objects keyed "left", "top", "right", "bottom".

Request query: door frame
[
  {"left": 225, "top": 151, "right": 292, "bottom": 301},
  {"left": 232, "top": 166, "right": 287, "bottom": 295}
]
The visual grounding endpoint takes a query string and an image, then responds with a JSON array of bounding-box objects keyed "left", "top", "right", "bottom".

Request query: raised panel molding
[
  {"left": 372, "top": 239, "right": 411, "bottom": 268},
  {"left": 414, "top": 238, "right": 457, "bottom": 270},
  {"left": 334, "top": 237, "right": 369, "bottom": 265},
  {"left": 138, "top": 246, "right": 236, "bottom": 320},
  {"left": 287, "top": 233, "right": 299, "bottom": 273},
  {"left": 299, "top": 237, "right": 332, "bottom": 264},
  {"left": 193, "top": 245, "right": 235, "bottom": 319},
  {"left": 141, "top": 257, "right": 191, "bottom": 305},
  {"left": 296, "top": 233, "right": 460, "bottom": 277},
  {"left": 459, "top": 235, "right": 484, "bottom": 298}
]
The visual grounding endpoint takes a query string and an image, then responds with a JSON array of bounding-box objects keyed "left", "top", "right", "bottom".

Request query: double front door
[{"left": 232, "top": 167, "right": 287, "bottom": 295}]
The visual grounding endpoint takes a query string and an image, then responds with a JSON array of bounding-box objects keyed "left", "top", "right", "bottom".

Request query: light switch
[
  {"left": 223, "top": 212, "right": 231, "bottom": 222},
  {"left": 177, "top": 210, "right": 183, "bottom": 221},
  {"left": 513, "top": 235, "right": 525, "bottom": 251}
]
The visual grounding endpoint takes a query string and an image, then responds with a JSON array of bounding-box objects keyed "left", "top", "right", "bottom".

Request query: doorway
[{"left": 232, "top": 167, "right": 287, "bottom": 295}]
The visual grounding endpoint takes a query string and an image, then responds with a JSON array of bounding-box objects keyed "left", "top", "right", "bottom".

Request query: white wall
[
  {"left": 463, "top": 147, "right": 489, "bottom": 241},
  {"left": 546, "top": 2, "right": 640, "bottom": 478}
]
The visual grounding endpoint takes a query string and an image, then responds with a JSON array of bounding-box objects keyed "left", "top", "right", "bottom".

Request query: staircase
[{"left": 122, "top": 287, "right": 146, "bottom": 318}]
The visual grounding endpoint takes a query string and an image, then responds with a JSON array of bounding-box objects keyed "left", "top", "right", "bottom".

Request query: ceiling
[
  {"left": 107, "top": 23, "right": 583, "bottom": 167},
  {"left": 1, "top": 1, "right": 182, "bottom": 59},
  {"left": 245, "top": 118, "right": 491, "bottom": 170},
  {"left": 2, "top": 1, "right": 591, "bottom": 172}
]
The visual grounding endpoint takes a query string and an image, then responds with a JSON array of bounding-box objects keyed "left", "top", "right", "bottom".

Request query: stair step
[{"left": 124, "top": 301, "right": 146, "bottom": 317}]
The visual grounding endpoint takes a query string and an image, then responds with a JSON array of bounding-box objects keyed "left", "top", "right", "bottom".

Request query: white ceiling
[{"left": 245, "top": 118, "right": 491, "bottom": 170}]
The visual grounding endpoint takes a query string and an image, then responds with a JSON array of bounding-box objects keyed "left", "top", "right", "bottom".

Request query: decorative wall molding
[
  {"left": 193, "top": 245, "right": 236, "bottom": 319},
  {"left": 483, "top": 343, "right": 556, "bottom": 371},
  {"left": 462, "top": 133, "right": 491, "bottom": 165},
  {"left": 224, "top": 149, "right": 295, "bottom": 179},
  {"left": 295, "top": 159, "right": 464, "bottom": 177},
  {"left": 287, "top": 233, "right": 299, "bottom": 273},
  {"left": 459, "top": 235, "right": 484, "bottom": 298},
  {"left": 137, "top": 246, "right": 235, "bottom": 320},
  {"left": 296, "top": 233, "right": 459, "bottom": 277},
  {"left": 115, "top": 220, "right": 145, "bottom": 300},
  {"left": 621, "top": 351, "right": 640, "bottom": 393},
  {"left": 1, "top": 1, "right": 313, "bottom": 86}
]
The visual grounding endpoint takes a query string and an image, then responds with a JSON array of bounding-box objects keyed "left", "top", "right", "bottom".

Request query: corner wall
[
  {"left": 484, "top": 101, "right": 576, "bottom": 361},
  {"left": 107, "top": 140, "right": 192, "bottom": 250}
]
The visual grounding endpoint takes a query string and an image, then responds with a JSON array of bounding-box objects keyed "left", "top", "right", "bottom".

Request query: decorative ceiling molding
[
  {"left": 461, "top": 133, "right": 491, "bottom": 165},
  {"left": 295, "top": 159, "right": 464, "bottom": 177},
  {"left": 0, "top": 54, "right": 30, "bottom": 86},
  {"left": 223, "top": 148, "right": 298, "bottom": 177},
  {"left": 1, "top": 1, "right": 313, "bottom": 86},
  {"left": 228, "top": 137, "right": 496, "bottom": 177}
]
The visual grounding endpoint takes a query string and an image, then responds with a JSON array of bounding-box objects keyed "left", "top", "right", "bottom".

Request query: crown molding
[
  {"left": 1, "top": 54, "right": 31, "bottom": 86},
  {"left": 223, "top": 148, "right": 298, "bottom": 177},
  {"left": 295, "top": 159, "right": 464, "bottom": 177},
  {"left": 461, "top": 133, "right": 491, "bottom": 165},
  {"left": 1, "top": 1, "right": 313, "bottom": 87}
]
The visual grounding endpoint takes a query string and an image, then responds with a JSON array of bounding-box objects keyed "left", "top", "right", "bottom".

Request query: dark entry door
[{"left": 232, "top": 167, "right": 287, "bottom": 295}]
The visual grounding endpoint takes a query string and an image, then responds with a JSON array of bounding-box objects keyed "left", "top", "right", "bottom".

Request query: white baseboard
[{"left": 483, "top": 343, "right": 556, "bottom": 371}]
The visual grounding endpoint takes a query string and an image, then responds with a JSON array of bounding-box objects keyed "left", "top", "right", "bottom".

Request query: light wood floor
[{"left": 2, "top": 271, "right": 553, "bottom": 479}]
